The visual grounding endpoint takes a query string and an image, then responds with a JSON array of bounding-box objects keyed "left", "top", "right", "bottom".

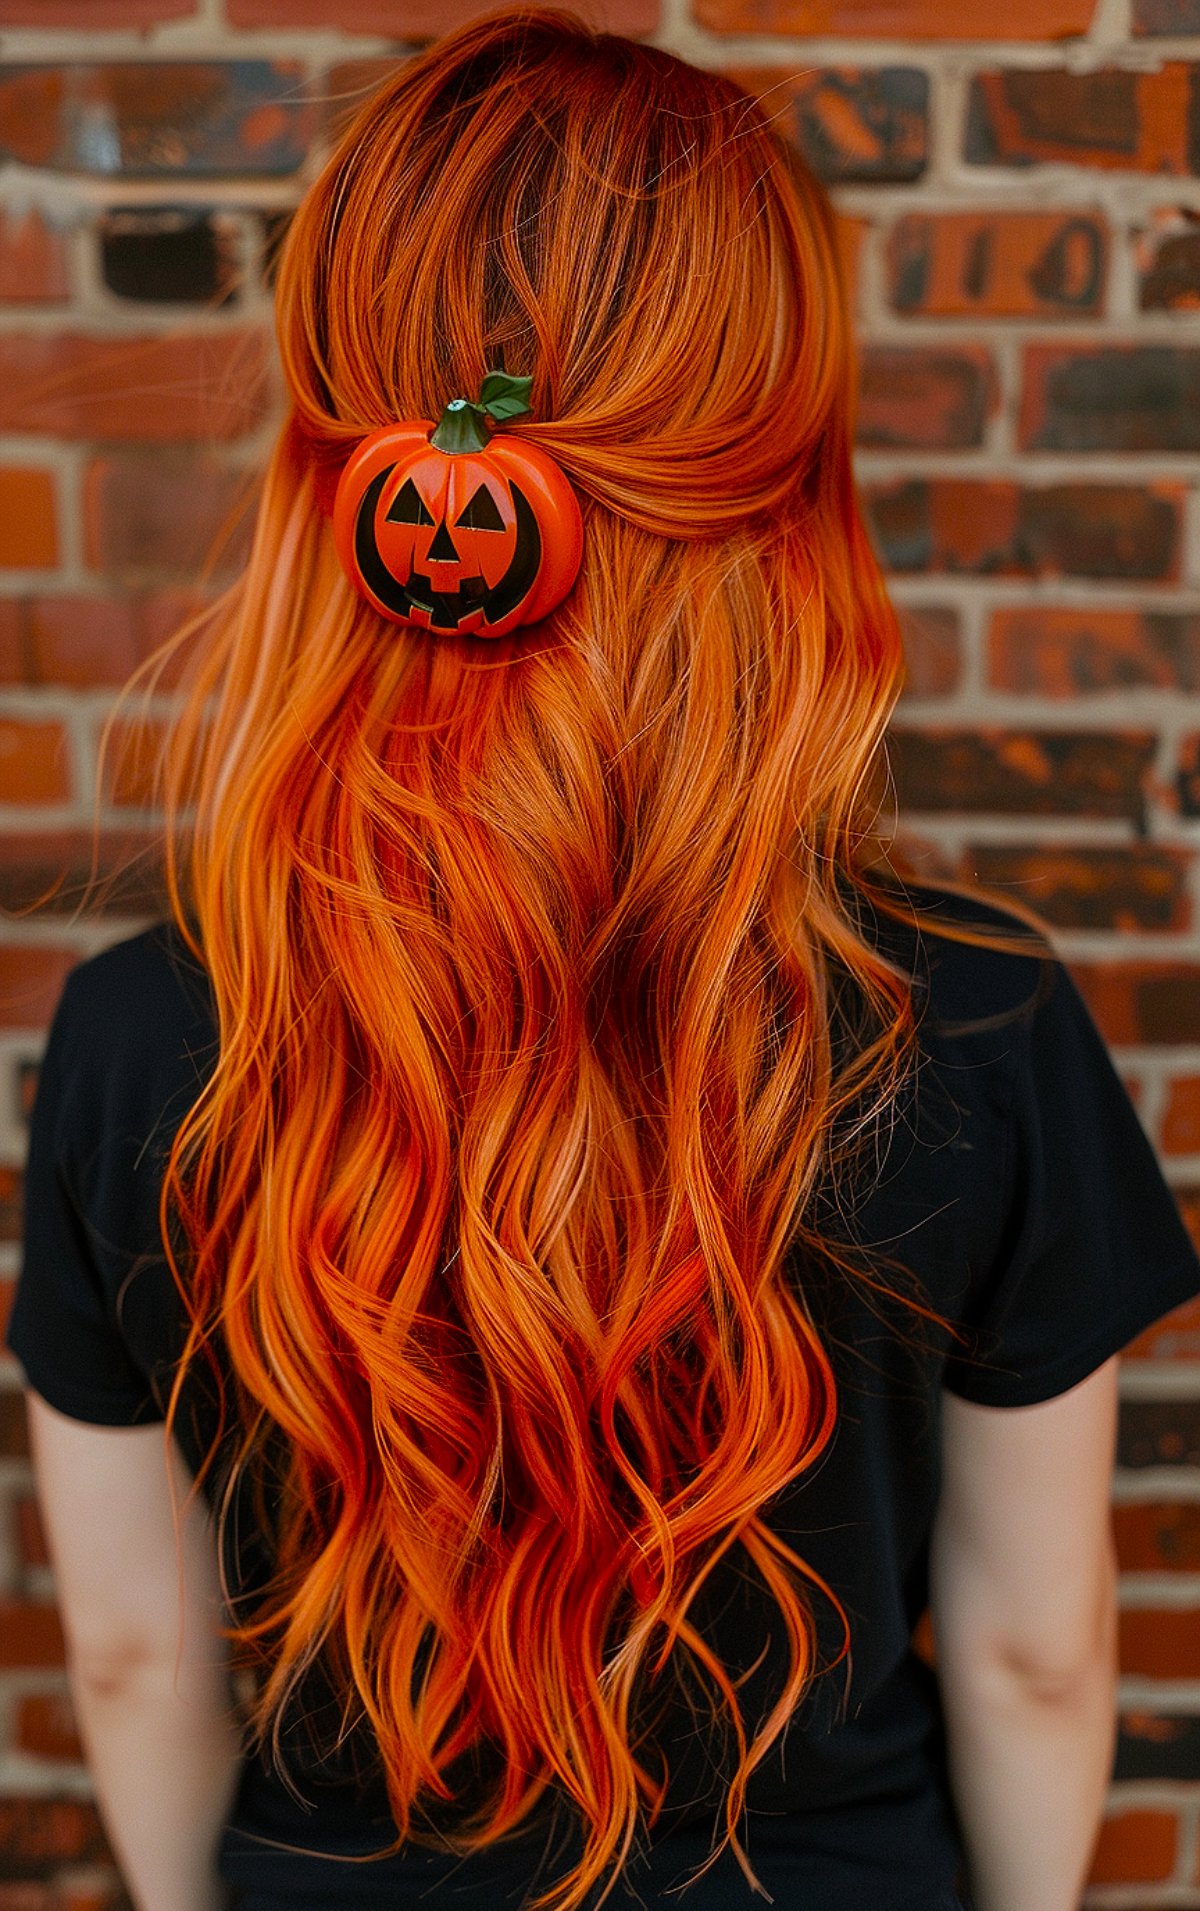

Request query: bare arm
[{"left": 930, "top": 1357, "right": 1121, "bottom": 1911}]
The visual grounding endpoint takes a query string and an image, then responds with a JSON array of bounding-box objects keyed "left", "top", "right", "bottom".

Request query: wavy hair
[{"left": 76, "top": 12, "right": 1052, "bottom": 1911}]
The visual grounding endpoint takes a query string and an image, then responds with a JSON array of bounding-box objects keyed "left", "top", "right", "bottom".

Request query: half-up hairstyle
[{"left": 89, "top": 11, "right": 1052, "bottom": 1910}]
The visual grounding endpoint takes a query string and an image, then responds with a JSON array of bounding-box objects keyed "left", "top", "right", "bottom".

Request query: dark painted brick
[
  {"left": 728, "top": 66, "right": 928, "bottom": 183},
  {"left": 1117, "top": 1711, "right": 1200, "bottom": 1781},
  {"left": 886, "top": 209, "right": 1107, "bottom": 317},
  {"left": 897, "top": 604, "right": 961, "bottom": 699},
  {"left": 1073, "top": 962, "right": 1200, "bottom": 1045},
  {"left": 889, "top": 728, "right": 1156, "bottom": 821},
  {"left": 0, "top": 62, "right": 312, "bottom": 178},
  {"left": 989, "top": 608, "right": 1200, "bottom": 695},
  {"left": 1174, "top": 733, "right": 1200, "bottom": 816},
  {"left": 857, "top": 346, "right": 994, "bottom": 449},
  {"left": 100, "top": 207, "right": 239, "bottom": 304},
  {"left": 1135, "top": 0, "right": 1200, "bottom": 27},
  {"left": 965, "top": 65, "right": 1200, "bottom": 175},
  {"left": 1139, "top": 218, "right": 1200, "bottom": 310},
  {"left": 0, "top": 1796, "right": 111, "bottom": 1876},
  {"left": 963, "top": 843, "right": 1190, "bottom": 932},
  {"left": 1021, "top": 345, "right": 1200, "bottom": 452},
  {"left": 1119, "top": 1398, "right": 1200, "bottom": 1469},
  {"left": 866, "top": 480, "right": 1181, "bottom": 580}
]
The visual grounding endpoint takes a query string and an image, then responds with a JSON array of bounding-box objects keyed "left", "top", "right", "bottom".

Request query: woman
[{"left": 7, "top": 13, "right": 1199, "bottom": 1911}]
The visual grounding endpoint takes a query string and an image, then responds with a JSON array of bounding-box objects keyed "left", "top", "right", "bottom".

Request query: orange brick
[
  {"left": 0, "top": 469, "right": 58, "bottom": 570},
  {"left": 14, "top": 1690, "right": 83, "bottom": 1763},
  {"left": 0, "top": 209, "right": 69, "bottom": 303},
  {"left": 16, "top": 1491, "right": 50, "bottom": 1569},
  {"left": 0, "top": 946, "right": 77, "bottom": 1028},
  {"left": 0, "top": 719, "right": 71, "bottom": 804},
  {"left": 0, "top": 1598, "right": 67, "bottom": 1668},
  {"left": 696, "top": 0, "right": 1093, "bottom": 32},
  {"left": 26, "top": 596, "right": 141, "bottom": 689},
  {"left": 1088, "top": 1808, "right": 1177, "bottom": 1885},
  {"left": 1119, "top": 1607, "right": 1200, "bottom": 1680},
  {"left": 887, "top": 210, "right": 1107, "bottom": 317},
  {"left": 1114, "top": 1502, "right": 1200, "bottom": 1573},
  {"left": 1164, "top": 1077, "right": 1200, "bottom": 1154},
  {"left": 0, "top": 330, "right": 270, "bottom": 443}
]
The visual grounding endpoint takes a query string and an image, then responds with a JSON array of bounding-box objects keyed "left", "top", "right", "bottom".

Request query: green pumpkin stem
[{"left": 428, "top": 368, "right": 533, "bottom": 454}]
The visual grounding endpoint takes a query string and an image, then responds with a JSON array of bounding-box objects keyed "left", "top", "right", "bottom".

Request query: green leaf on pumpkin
[{"left": 477, "top": 370, "right": 533, "bottom": 423}]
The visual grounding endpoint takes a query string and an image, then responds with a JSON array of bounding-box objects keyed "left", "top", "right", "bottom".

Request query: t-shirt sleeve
[
  {"left": 4, "top": 970, "right": 166, "bottom": 1425},
  {"left": 942, "top": 956, "right": 1200, "bottom": 1408}
]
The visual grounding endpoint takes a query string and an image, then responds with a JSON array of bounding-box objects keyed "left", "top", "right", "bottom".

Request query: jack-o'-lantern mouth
[{"left": 352, "top": 464, "right": 543, "bottom": 633}]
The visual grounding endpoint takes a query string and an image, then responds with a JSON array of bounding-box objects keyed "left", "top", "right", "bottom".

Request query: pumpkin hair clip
[{"left": 331, "top": 369, "right": 584, "bottom": 641}]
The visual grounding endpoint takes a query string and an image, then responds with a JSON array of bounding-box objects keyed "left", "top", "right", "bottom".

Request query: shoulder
[
  {"left": 859, "top": 876, "right": 1061, "bottom": 1042},
  {"left": 60, "top": 918, "right": 214, "bottom": 1033}
]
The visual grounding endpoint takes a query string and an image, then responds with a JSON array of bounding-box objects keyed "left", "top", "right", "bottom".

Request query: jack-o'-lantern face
[
  {"left": 331, "top": 376, "right": 584, "bottom": 642},
  {"left": 353, "top": 452, "right": 542, "bottom": 637}
]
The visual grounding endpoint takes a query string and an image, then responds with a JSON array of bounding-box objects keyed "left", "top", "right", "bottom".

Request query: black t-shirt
[{"left": 8, "top": 884, "right": 1200, "bottom": 1911}]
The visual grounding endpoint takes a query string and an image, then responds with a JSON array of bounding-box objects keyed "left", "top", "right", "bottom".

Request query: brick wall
[{"left": 0, "top": 0, "right": 1198, "bottom": 1904}]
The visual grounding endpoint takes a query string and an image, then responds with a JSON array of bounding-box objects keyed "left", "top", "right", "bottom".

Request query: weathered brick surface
[
  {"left": 698, "top": 0, "right": 1094, "bottom": 31},
  {"left": 856, "top": 345, "right": 995, "bottom": 448},
  {"left": 83, "top": 452, "right": 254, "bottom": 579},
  {"left": 0, "top": 331, "right": 270, "bottom": 443},
  {"left": 896, "top": 605, "right": 961, "bottom": 699},
  {"left": 1073, "top": 962, "right": 1200, "bottom": 1045},
  {"left": 235, "top": 0, "right": 656, "bottom": 24},
  {"left": 1138, "top": 211, "right": 1200, "bottom": 310},
  {"left": 889, "top": 728, "right": 1156, "bottom": 819},
  {"left": 727, "top": 67, "right": 928, "bottom": 182},
  {"left": 1135, "top": 0, "right": 1200, "bottom": 27},
  {"left": 886, "top": 210, "right": 1108, "bottom": 317},
  {"left": 988, "top": 607, "right": 1200, "bottom": 695},
  {"left": 1020, "top": 344, "right": 1200, "bottom": 452},
  {"left": 966, "top": 66, "right": 1200, "bottom": 175},
  {"left": 0, "top": 210, "right": 69, "bottom": 304},
  {"left": 0, "top": 63, "right": 313, "bottom": 177},
  {"left": 0, "top": 470, "right": 58, "bottom": 571},
  {"left": 962, "top": 843, "right": 1190, "bottom": 932},
  {"left": 867, "top": 480, "right": 1181, "bottom": 579}
]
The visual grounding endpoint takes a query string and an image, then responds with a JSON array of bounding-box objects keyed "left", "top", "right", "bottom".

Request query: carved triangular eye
[
  {"left": 457, "top": 483, "right": 505, "bottom": 531},
  {"left": 386, "top": 478, "right": 434, "bottom": 526}
]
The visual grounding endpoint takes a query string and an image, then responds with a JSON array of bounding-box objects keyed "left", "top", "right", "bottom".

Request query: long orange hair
[{"left": 81, "top": 12, "right": 1051, "bottom": 1910}]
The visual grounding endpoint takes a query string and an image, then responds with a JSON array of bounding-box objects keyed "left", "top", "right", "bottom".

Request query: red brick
[
  {"left": 0, "top": 211, "right": 68, "bottom": 304},
  {"left": 834, "top": 212, "right": 867, "bottom": 315},
  {"left": 16, "top": 1492, "right": 49, "bottom": 1569},
  {"left": 98, "top": 717, "right": 171, "bottom": 811},
  {"left": 14, "top": 1692, "right": 82, "bottom": 1764},
  {"left": 1020, "top": 343, "right": 1200, "bottom": 452},
  {"left": 890, "top": 728, "right": 1156, "bottom": 820},
  {"left": 83, "top": 452, "right": 252, "bottom": 579},
  {"left": 1175, "top": 732, "right": 1200, "bottom": 816},
  {"left": 0, "top": 330, "right": 269, "bottom": 444},
  {"left": 0, "top": 721, "right": 70, "bottom": 804},
  {"left": 988, "top": 607, "right": 1200, "bottom": 696},
  {"left": 897, "top": 605, "right": 961, "bottom": 699},
  {"left": 0, "top": 470, "right": 58, "bottom": 571},
  {"left": 1119, "top": 1609, "right": 1200, "bottom": 1681},
  {"left": 1164, "top": 1077, "right": 1200, "bottom": 1153},
  {"left": 0, "top": 946, "right": 77, "bottom": 1028},
  {"left": 887, "top": 210, "right": 1107, "bottom": 317},
  {"left": 0, "top": 1599, "right": 67, "bottom": 1669},
  {"left": 1114, "top": 1503, "right": 1200, "bottom": 1572},
  {"left": 1124, "top": 1291, "right": 1200, "bottom": 1358},
  {"left": 697, "top": 0, "right": 1092, "bottom": 31},
  {"left": 1138, "top": 208, "right": 1200, "bottom": 310},
  {"left": 0, "top": 829, "right": 167, "bottom": 918},
  {"left": 857, "top": 346, "right": 994, "bottom": 449},
  {"left": 0, "top": 1797, "right": 109, "bottom": 1869},
  {"left": 26, "top": 597, "right": 141, "bottom": 689},
  {"left": 240, "top": 0, "right": 655, "bottom": 22},
  {"left": 726, "top": 66, "right": 927, "bottom": 183},
  {"left": 866, "top": 479, "right": 1181, "bottom": 581},
  {"left": 962, "top": 843, "right": 1189, "bottom": 932},
  {"left": 1071, "top": 961, "right": 1200, "bottom": 1045},
  {"left": 0, "top": 599, "right": 24, "bottom": 681},
  {"left": 966, "top": 65, "right": 1199, "bottom": 175},
  {"left": 1087, "top": 1808, "right": 1177, "bottom": 1884},
  {"left": 1135, "top": 0, "right": 1200, "bottom": 27},
  {"left": 0, "top": 63, "right": 312, "bottom": 177},
  {"left": 0, "top": 0, "right": 192, "bottom": 17}
]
